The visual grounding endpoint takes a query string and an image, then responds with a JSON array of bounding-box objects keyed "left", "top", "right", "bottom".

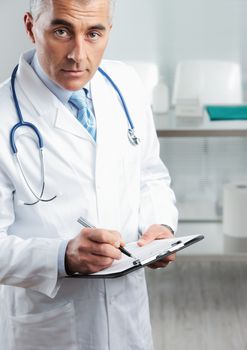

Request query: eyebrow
[{"left": 50, "top": 19, "right": 106, "bottom": 31}]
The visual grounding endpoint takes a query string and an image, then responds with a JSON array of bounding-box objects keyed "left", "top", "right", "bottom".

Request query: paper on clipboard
[{"left": 69, "top": 234, "right": 204, "bottom": 279}]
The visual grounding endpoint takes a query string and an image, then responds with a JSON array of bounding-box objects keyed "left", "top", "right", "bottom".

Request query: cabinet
[{"left": 155, "top": 111, "right": 247, "bottom": 255}]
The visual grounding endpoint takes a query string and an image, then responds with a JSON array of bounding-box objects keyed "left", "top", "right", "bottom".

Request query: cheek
[
  {"left": 39, "top": 43, "right": 64, "bottom": 68},
  {"left": 37, "top": 34, "right": 65, "bottom": 59},
  {"left": 90, "top": 42, "right": 108, "bottom": 63}
]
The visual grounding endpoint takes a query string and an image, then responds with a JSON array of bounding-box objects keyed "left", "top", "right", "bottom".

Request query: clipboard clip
[
  {"left": 133, "top": 258, "right": 141, "bottom": 266},
  {"left": 134, "top": 240, "right": 186, "bottom": 266},
  {"left": 168, "top": 240, "right": 184, "bottom": 253}
]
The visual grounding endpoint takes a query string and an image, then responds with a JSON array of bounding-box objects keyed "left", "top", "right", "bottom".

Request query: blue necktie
[{"left": 69, "top": 89, "right": 97, "bottom": 141}]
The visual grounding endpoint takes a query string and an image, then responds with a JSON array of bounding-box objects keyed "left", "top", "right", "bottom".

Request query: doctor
[{"left": 0, "top": 0, "right": 178, "bottom": 349}]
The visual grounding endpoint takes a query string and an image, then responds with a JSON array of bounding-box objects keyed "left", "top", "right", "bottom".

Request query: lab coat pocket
[{"left": 10, "top": 302, "right": 78, "bottom": 350}]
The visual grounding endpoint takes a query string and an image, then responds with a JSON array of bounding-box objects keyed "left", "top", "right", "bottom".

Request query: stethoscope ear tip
[{"left": 17, "top": 200, "right": 25, "bottom": 206}]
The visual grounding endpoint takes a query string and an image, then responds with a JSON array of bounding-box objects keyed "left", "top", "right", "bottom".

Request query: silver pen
[{"left": 77, "top": 216, "right": 138, "bottom": 260}]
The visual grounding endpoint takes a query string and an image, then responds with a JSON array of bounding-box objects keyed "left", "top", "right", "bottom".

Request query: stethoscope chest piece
[
  {"left": 97, "top": 66, "right": 141, "bottom": 147},
  {"left": 128, "top": 129, "right": 141, "bottom": 146}
]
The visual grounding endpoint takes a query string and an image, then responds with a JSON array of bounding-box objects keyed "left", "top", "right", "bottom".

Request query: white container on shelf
[
  {"left": 152, "top": 76, "right": 170, "bottom": 114},
  {"left": 223, "top": 183, "right": 247, "bottom": 237},
  {"left": 223, "top": 183, "right": 247, "bottom": 252}
]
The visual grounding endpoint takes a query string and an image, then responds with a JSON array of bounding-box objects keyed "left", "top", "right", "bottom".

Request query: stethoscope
[{"left": 10, "top": 64, "right": 140, "bottom": 206}]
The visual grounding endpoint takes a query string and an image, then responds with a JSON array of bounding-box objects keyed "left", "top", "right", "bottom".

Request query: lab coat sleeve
[
  {"left": 0, "top": 165, "right": 62, "bottom": 298},
  {"left": 138, "top": 86, "right": 178, "bottom": 235}
]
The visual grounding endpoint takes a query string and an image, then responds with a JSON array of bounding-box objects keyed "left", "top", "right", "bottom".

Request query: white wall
[
  {"left": 0, "top": 1, "right": 31, "bottom": 81},
  {"left": 0, "top": 0, "right": 247, "bottom": 83},
  {"left": 1, "top": 0, "right": 246, "bottom": 90},
  {"left": 106, "top": 0, "right": 245, "bottom": 93}
]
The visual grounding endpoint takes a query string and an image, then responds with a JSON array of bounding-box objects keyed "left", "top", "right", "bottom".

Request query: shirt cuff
[
  {"left": 161, "top": 224, "right": 175, "bottom": 235},
  {"left": 58, "top": 240, "right": 70, "bottom": 277}
]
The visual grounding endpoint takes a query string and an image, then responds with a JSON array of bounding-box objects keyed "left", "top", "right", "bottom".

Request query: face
[{"left": 24, "top": 0, "right": 112, "bottom": 90}]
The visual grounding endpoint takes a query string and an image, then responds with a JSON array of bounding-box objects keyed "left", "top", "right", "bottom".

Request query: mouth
[{"left": 61, "top": 69, "right": 87, "bottom": 77}]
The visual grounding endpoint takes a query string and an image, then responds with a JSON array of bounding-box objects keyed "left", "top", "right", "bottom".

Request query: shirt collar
[{"left": 30, "top": 53, "right": 91, "bottom": 104}]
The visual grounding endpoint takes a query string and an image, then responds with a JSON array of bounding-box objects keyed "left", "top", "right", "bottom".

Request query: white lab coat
[{"left": 0, "top": 50, "right": 178, "bottom": 350}]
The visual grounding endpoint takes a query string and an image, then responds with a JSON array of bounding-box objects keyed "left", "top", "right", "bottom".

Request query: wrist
[
  {"left": 64, "top": 240, "right": 75, "bottom": 275},
  {"left": 160, "top": 224, "right": 174, "bottom": 235}
]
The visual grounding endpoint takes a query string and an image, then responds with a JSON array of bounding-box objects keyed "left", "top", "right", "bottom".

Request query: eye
[
  {"left": 87, "top": 31, "right": 101, "bottom": 41},
  {"left": 54, "top": 29, "right": 70, "bottom": 39}
]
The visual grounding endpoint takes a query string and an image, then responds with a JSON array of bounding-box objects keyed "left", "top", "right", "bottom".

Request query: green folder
[{"left": 206, "top": 105, "right": 247, "bottom": 121}]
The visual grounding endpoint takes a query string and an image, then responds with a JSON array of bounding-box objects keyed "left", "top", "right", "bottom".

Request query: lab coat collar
[
  {"left": 16, "top": 50, "right": 94, "bottom": 143},
  {"left": 17, "top": 50, "right": 58, "bottom": 116},
  {"left": 30, "top": 52, "right": 71, "bottom": 106}
]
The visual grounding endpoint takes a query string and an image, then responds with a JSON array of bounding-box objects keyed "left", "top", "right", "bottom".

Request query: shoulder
[
  {"left": 0, "top": 78, "right": 14, "bottom": 116},
  {"left": 0, "top": 77, "right": 17, "bottom": 119},
  {"left": 0, "top": 78, "right": 12, "bottom": 101},
  {"left": 0, "top": 78, "right": 17, "bottom": 150},
  {"left": 100, "top": 59, "right": 133, "bottom": 72}
]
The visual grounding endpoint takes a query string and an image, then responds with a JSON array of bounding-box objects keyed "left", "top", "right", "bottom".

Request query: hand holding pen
[
  {"left": 65, "top": 217, "right": 133, "bottom": 275},
  {"left": 77, "top": 217, "right": 137, "bottom": 260}
]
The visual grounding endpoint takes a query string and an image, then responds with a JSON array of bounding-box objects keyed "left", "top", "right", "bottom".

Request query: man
[{"left": 0, "top": 0, "right": 178, "bottom": 349}]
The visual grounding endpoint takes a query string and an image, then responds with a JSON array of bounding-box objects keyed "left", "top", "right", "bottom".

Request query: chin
[{"left": 59, "top": 80, "right": 86, "bottom": 91}]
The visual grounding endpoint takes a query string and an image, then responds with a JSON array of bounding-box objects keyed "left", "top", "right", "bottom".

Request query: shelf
[
  {"left": 177, "top": 221, "right": 247, "bottom": 256},
  {"left": 154, "top": 110, "right": 247, "bottom": 137},
  {"left": 157, "top": 129, "right": 247, "bottom": 137}
]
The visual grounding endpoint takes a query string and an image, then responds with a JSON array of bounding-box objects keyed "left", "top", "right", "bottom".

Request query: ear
[{"left": 24, "top": 12, "right": 36, "bottom": 44}]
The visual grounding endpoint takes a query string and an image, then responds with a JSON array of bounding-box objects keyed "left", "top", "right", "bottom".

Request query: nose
[{"left": 67, "top": 37, "right": 87, "bottom": 63}]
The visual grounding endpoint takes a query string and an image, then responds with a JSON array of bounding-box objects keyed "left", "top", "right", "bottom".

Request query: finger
[
  {"left": 157, "top": 254, "right": 176, "bottom": 263},
  {"left": 138, "top": 226, "right": 167, "bottom": 247},
  {"left": 90, "top": 254, "right": 115, "bottom": 268},
  {"left": 91, "top": 242, "right": 122, "bottom": 260},
  {"left": 86, "top": 228, "right": 122, "bottom": 248},
  {"left": 147, "top": 252, "right": 176, "bottom": 269},
  {"left": 148, "top": 261, "right": 169, "bottom": 269},
  {"left": 109, "top": 230, "right": 125, "bottom": 246},
  {"left": 138, "top": 224, "right": 176, "bottom": 247},
  {"left": 138, "top": 231, "right": 157, "bottom": 247},
  {"left": 165, "top": 253, "right": 176, "bottom": 262}
]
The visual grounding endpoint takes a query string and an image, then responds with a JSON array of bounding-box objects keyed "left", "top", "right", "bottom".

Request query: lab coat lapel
[
  {"left": 90, "top": 68, "right": 126, "bottom": 151},
  {"left": 16, "top": 54, "right": 94, "bottom": 143},
  {"left": 54, "top": 106, "right": 94, "bottom": 143}
]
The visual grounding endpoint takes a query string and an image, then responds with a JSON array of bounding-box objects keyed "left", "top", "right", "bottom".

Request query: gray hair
[{"left": 30, "top": 0, "right": 116, "bottom": 23}]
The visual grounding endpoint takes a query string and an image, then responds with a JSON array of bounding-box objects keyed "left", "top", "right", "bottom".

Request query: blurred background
[{"left": 1, "top": 1, "right": 247, "bottom": 349}]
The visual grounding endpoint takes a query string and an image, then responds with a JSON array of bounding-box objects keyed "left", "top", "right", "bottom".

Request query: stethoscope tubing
[
  {"left": 97, "top": 66, "right": 135, "bottom": 130},
  {"left": 10, "top": 64, "right": 54, "bottom": 205},
  {"left": 10, "top": 65, "right": 43, "bottom": 154},
  {"left": 10, "top": 121, "right": 43, "bottom": 154},
  {"left": 10, "top": 63, "right": 140, "bottom": 205}
]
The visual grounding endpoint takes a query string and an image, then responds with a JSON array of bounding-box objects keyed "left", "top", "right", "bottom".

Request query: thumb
[
  {"left": 138, "top": 230, "right": 156, "bottom": 247},
  {"left": 138, "top": 224, "right": 168, "bottom": 247}
]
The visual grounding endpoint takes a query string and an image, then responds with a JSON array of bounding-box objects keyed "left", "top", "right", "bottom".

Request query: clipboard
[{"left": 68, "top": 234, "right": 204, "bottom": 279}]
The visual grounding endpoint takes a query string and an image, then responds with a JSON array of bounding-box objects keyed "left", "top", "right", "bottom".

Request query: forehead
[{"left": 39, "top": 0, "right": 111, "bottom": 24}]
